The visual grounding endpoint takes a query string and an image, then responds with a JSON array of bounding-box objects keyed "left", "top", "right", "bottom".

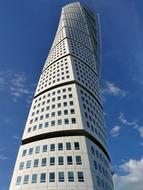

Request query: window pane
[
  {"left": 76, "top": 156, "right": 82, "bottom": 165},
  {"left": 19, "top": 162, "right": 24, "bottom": 170},
  {"left": 35, "top": 146, "right": 40, "bottom": 153},
  {"left": 58, "top": 156, "right": 64, "bottom": 165},
  {"left": 59, "top": 172, "right": 64, "bottom": 182},
  {"left": 50, "top": 144, "right": 55, "bottom": 151},
  {"left": 23, "top": 175, "right": 29, "bottom": 184},
  {"left": 68, "top": 172, "right": 74, "bottom": 182},
  {"left": 16, "top": 176, "right": 21, "bottom": 185},
  {"left": 34, "top": 159, "right": 39, "bottom": 167},
  {"left": 74, "top": 142, "right": 80, "bottom": 150},
  {"left": 49, "top": 172, "right": 55, "bottom": 182},
  {"left": 26, "top": 160, "right": 31, "bottom": 168},
  {"left": 32, "top": 174, "right": 37, "bottom": 183},
  {"left": 43, "top": 145, "right": 47, "bottom": 152},
  {"left": 40, "top": 173, "right": 46, "bottom": 183},
  {"left": 67, "top": 156, "right": 73, "bottom": 165},
  {"left": 66, "top": 142, "right": 71, "bottom": 150},
  {"left": 22, "top": 149, "right": 27, "bottom": 157},
  {"left": 29, "top": 148, "right": 33, "bottom": 155},
  {"left": 77, "top": 172, "right": 84, "bottom": 182},
  {"left": 58, "top": 143, "right": 63, "bottom": 150},
  {"left": 50, "top": 157, "right": 55, "bottom": 165},
  {"left": 41, "top": 158, "right": 47, "bottom": 166}
]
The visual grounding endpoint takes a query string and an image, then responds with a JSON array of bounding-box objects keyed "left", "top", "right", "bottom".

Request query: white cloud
[
  {"left": 113, "top": 158, "right": 143, "bottom": 190},
  {"left": 0, "top": 71, "right": 34, "bottom": 102},
  {"left": 118, "top": 112, "right": 143, "bottom": 138},
  {"left": 0, "top": 154, "right": 8, "bottom": 160},
  {"left": 110, "top": 125, "right": 121, "bottom": 137},
  {"left": 102, "top": 81, "right": 126, "bottom": 97}
]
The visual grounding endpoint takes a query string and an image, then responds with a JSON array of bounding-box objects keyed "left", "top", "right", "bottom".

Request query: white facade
[{"left": 9, "top": 2, "right": 114, "bottom": 190}]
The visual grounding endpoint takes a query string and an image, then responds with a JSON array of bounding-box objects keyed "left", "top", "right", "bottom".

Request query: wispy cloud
[
  {"left": 119, "top": 112, "right": 143, "bottom": 138},
  {"left": 113, "top": 158, "right": 143, "bottom": 190},
  {"left": 110, "top": 125, "right": 121, "bottom": 137},
  {"left": 102, "top": 81, "right": 126, "bottom": 97},
  {"left": 0, "top": 70, "right": 35, "bottom": 102},
  {"left": 0, "top": 148, "right": 8, "bottom": 160},
  {"left": 0, "top": 154, "right": 8, "bottom": 160}
]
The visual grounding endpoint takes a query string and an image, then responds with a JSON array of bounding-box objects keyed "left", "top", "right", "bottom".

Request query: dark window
[
  {"left": 68, "top": 172, "right": 74, "bottom": 182},
  {"left": 58, "top": 143, "right": 63, "bottom": 150},
  {"left": 59, "top": 172, "right": 64, "bottom": 182},
  {"left": 66, "top": 142, "right": 71, "bottom": 150},
  {"left": 49, "top": 172, "right": 55, "bottom": 182},
  {"left": 77, "top": 172, "right": 84, "bottom": 182},
  {"left": 58, "top": 156, "right": 64, "bottom": 165},
  {"left": 76, "top": 156, "right": 82, "bottom": 165},
  {"left": 74, "top": 142, "right": 80, "bottom": 150},
  {"left": 40, "top": 173, "right": 46, "bottom": 183},
  {"left": 67, "top": 156, "right": 73, "bottom": 165}
]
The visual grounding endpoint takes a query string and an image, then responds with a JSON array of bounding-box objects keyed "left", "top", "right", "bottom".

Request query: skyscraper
[{"left": 10, "top": 2, "right": 113, "bottom": 190}]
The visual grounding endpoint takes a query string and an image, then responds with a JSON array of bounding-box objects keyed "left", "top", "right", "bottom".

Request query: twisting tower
[{"left": 10, "top": 2, "right": 113, "bottom": 190}]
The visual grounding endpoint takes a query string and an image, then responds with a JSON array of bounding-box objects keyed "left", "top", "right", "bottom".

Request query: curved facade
[{"left": 9, "top": 2, "right": 113, "bottom": 190}]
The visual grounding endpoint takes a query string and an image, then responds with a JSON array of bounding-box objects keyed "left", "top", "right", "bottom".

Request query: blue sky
[{"left": 0, "top": 0, "right": 143, "bottom": 189}]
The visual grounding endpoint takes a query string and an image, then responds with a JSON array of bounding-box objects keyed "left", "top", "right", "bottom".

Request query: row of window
[
  {"left": 31, "top": 108, "right": 75, "bottom": 117},
  {"left": 27, "top": 117, "right": 77, "bottom": 133},
  {"left": 90, "top": 145, "right": 109, "bottom": 169},
  {"left": 16, "top": 171, "right": 84, "bottom": 185},
  {"left": 22, "top": 142, "right": 80, "bottom": 156},
  {"left": 19, "top": 155, "right": 82, "bottom": 170}
]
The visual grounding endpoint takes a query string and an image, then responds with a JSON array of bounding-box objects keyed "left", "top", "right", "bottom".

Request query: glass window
[
  {"left": 26, "top": 160, "right": 31, "bottom": 168},
  {"left": 91, "top": 146, "right": 95, "bottom": 155},
  {"left": 32, "top": 174, "right": 37, "bottom": 183},
  {"left": 69, "top": 101, "right": 73, "bottom": 106},
  {"left": 49, "top": 172, "right": 55, "bottom": 182},
  {"left": 96, "top": 176, "right": 101, "bottom": 187},
  {"left": 94, "top": 160, "right": 98, "bottom": 170},
  {"left": 34, "top": 159, "right": 39, "bottom": 167},
  {"left": 51, "top": 112, "right": 55, "bottom": 117},
  {"left": 50, "top": 144, "right": 55, "bottom": 151},
  {"left": 35, "top": 146, "right": 40, "bottom": 153},
  {"left": 45, "top": 122, "right": 49, "bottom": 128},
  {"left": 66, "top": 142, "right": 71, "bottom": 150},
  {"left": 58, "top": 111, "right": 61, "bottom": 116},
  {"left": 39, "top": 123, "right": 43, "bottom": 129},
  {"left": 28, "top": 127, "right": 31, "bottom": 133},
  {"left": 43, "top": 145, "right": 47, "bottom": 152},
  {"left": 68, "top": 171, "right": 74, "bottom": 182},
  {"left": 64, "top": 118, "right": 69, "bottom": 124},
  {"left": 76, "top": 156, "right": 82, "bottom": 165},
  {"left": 29, "top": 148, "right": 33, "bottom": 155},
  {"left": 23, "top": 175, "right": 29, "bottom": 184},
  {"left": 51, "top": 120, "right": 55, "bottom": 126},
  {"left": 71, "top": 118, "right": 76, "bottom": 124},
  {"left": 33, "top": 125, "right": 37, "bottom": 131},
  {"left": 16, "top": 176, "right": 21, "bottom": 185},
  {"left": 74, "top": 142, "right": 80, "bottom": 150},
  {"left": 67, "top": 156, "right": 73, "bottom": 165},
  {"left": 50, "top": 157, "right": 55, "bottom": 165},
  {"left": 58, "top": 119, "right": 62, "bottom": 125},
  {"left": 77, "top": 172, "right": 84, "bottom": 182},
  {"left": 22, "top": 149, "right": 27, "bottom": 157},
  {"left": 59, "top": 172, "right": 64, "bottom": 182},
  {"left": 63, "top": 102, "right": 67, "bottom": 107},
  {"left": 19, "top": 162, "right": 24, "bottom": 170},
  {"left": 58, "top": 143, "right": 63, "bottom": 150},
  {"left": 64, "top": 110, "right": 68, "bottom": 115},
  {"left": 40, "top": 173, "right": 46, "bottom": 183},
  {"left": 70, "top": 109, "right": 75, "bottom": 114},
  {"left": 58, "top": 156, "right": 64, "bottom": 165},
  {"left": 41, "top": 158, "right": 47, "bottom": 166}
]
